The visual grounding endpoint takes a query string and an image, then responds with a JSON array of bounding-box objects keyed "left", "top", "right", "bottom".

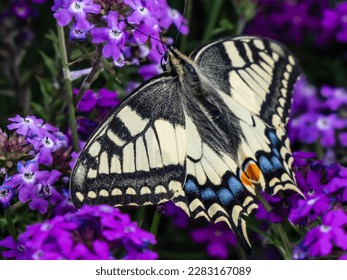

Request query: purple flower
[
  {"left": 0, "top": 205, "right": 157, "bottom": 260},
  {"left": 28, "top": 170, "right": 62, "bottom": 214},
  {"left": 9, "top": 160, "right": 49, "bottom": 203},
  {"left": 321, "top": 85, "right": 347, "bottom": 111},
  {"left": 7, "top": 115, "right": 44, "bottom": 138},
  {"left": 53, "top": 0, "right": 101, "bottom": 30},
  {"left": 12, "top": 1, "right": 31, "bottom": 20},
  {"left": 191, "top": 223, "right": 237, "bottom": 259},
  {"left": 159, "top": 8, "right": 189, "bottom": 35},
  {"left": 256, "top": 192, "right": 292, "bottom": 223},
  {"left": 289, "top": 195, "right": 330, "bottom": 225},
  {"left": 69, "top": 24, "right": 90, "bottom": 40},
  {"left": 0, "top": 236, "right": 27, "bottom": 260},
  {"left": 0, "top": 178, "right": 15, "bottom": 209},
  {"left": 91, "top": 11, "right": 127, "bottom": 61},
  {"left": 164, "top": 201, "right": 190, "bottom": 229},
  {"left": 75, "top": 88, "right": 120, "bottom": 112},
  {"left": 138, "top": 59, "right": 162, "bottom": 80},
  {"left": 288, "top": 113, "right": 347, "bottom": 147},
  {"left": 245, "top": 0, "right": 328, "bottom": 45},
  {"left": 291, "top": 77, "right": 321, "bottom": 116},
  {"left": 322, "top": 3, "right": 347, "bottom": 43},
  {"left": 302, "top": 210, "right": 347, "bottom": 257},
  {"left": 124, "top": 0, "right": 158, "bottom": 27}
]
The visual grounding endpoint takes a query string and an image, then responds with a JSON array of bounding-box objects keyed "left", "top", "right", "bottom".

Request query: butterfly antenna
[{"left": 174, "top": 0, "right": 188, "bottom": 46}]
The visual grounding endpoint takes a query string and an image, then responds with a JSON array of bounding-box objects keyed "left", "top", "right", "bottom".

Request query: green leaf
[{"left": 39, "top": 50, "right": 58, "bottom": 77}]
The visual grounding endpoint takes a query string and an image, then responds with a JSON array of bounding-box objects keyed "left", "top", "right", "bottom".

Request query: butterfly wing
[
  {"left": 173, "top": 113, "right": 258, "bottom": 254},
  {"left": 167, "top": 36, "right": 301, "bottom": 253},
  {"left": 190, "top": 36, "right": 301, "bottom": 128},
  {"left": 70, "top": 75, "right": 187, "bottom": 208},
  {"left": 189, "top": 36, "right": 302, "bottom": 195}
]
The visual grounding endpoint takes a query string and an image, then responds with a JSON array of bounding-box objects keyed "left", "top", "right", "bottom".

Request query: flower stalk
[{"left": 57, "top": 24, "right": 80, "bottom": 153}]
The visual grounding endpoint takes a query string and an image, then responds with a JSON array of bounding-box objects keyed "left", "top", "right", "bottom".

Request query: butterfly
[{"left": 70, "top": 36, "right": 302, "bottom": 254}]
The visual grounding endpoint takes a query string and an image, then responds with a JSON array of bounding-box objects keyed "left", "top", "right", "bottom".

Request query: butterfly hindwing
[
  {"left": 70, "top": 75, "right": 187, "bottom": 208},
  {"left": 173, "top": 114, "right": 258, "bottom": 254}
]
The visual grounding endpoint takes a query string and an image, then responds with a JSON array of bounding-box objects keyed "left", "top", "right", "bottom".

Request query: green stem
[
  {"left": 135, "top": 207, "right": 146, "bottom": 228},
  {"left": 179, "top": 0, "right": 193, "bottom": 53},
  {"left": 76, "top": 49, "right": 102, "bottom": 103},
  {"left": 57, "top": 25, "right": 80, "bottom": 153},
  {"left": 202, "top": 0, "right": 223, "bottom": 43},
  {"left": 149, "top": 210, "right": 161, "bottom": 250},
  {"left": 255, "top": 188, "right": 292, "bottom": 259},
  {"left": 149, "top": 210, "right": 161, "bottom": 236},
  {"left": 272, "top": 223, "right": 292, "bottom": 260},
  {"left": 5, "top": 209, "right": 17, "bottom": 241}
]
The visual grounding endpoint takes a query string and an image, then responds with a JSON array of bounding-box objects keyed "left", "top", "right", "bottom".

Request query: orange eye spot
[
  {"left": 240, "top": 171, "right": 254, "bottom": 187},
  {"left": 245, "top": 162, "right": 262, "bottom": 182}
]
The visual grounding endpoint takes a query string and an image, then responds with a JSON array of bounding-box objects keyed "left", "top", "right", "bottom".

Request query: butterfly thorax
[
  {"left": 167, "top": 47, "right": 202, "bottom": 90},
  {"left": 167, "top": 47, "right": 244, "bottom": 158}
]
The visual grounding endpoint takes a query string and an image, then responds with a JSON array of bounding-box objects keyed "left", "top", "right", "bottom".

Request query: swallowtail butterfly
[{"left": 70, "top": 36, "right": 302, "bottom": 254}]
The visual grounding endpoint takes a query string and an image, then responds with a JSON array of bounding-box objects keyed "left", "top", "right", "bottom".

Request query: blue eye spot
[
  {"left": 201, "top": 188, "right": 216, "bottom": 200},
  {"left": 184, "top": 180, "right": 199, "bottom": 194},
  {"left": 218, "top": 188, "right": 233, "bottom": 205}
]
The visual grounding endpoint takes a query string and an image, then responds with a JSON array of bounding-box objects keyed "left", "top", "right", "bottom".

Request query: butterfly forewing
[
  {"left": 191, "top": 36, "right": 301, "bottom": 127},
  {"left": 70, "top": 75, "right": 187, "bottom": 208}
]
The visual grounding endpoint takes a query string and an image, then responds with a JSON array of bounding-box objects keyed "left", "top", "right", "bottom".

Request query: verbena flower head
[
  {"left": 51, "top": 0, "right": 189, "bottom": 78},
  {"left": 245, "top": 0, "right": 328, "bottom": 45},
  {"left": 7, "top": 115, "right": 44, "bottom": 138},
  {"left": 0, "top": 205, "right": 157, "bottom": 260},
  {"left": 53, "top": 0, "right": 101, "bottom": 30},
  {"left": 91, "top": 11, "right": 128, "bottom": 61},
  {"left": 298, "top": 210, "right": 347, "bottom": 258},
  {"left": 322, "top": 2, "right": 347, "bottom": 43}
]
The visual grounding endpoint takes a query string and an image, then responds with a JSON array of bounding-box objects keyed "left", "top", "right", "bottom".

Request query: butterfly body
[{"left": 70, "top": 36, "right": 302, "bottom": 254}]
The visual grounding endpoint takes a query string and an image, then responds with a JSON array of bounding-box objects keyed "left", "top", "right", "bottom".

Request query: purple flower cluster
[
  {"left": 322, "top": 2, "right": 347, "bottom": 43},
  {"left": 259, "top": 151, "right": 347, "bottom": 259},
  {"left": 288, "top": 77, "right": 347, "bottom": 156},
  {"left": 245, "top": 0, "right": 347, "bottom": 46},
  {"left": 0, "top": 115, "right": 71, "bottom": 214},
  {"left": 52, "top": 0, "right": 188, "bottom": 78},
  {"left": 0, "top": 205, "right": 157, "bottom": 260},
  {"left": 3, "top": 0, "right": 47, "bottom": 21}
]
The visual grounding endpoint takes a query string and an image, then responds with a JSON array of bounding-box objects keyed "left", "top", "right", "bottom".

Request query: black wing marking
[
  {"left": 70, "top": 75, "right": 187, "bottom": 208},
  {"left": 190, "top": 36, "right": 301, "bottom": 127}
]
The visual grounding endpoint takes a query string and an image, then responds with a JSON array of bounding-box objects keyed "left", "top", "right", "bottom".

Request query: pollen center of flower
[
  {"left": 317, "top": 117, "right": 330, "bottom": 130},
  {"left": 335, "top": 89, "right": 346, "bottom": 99},
  {"left": 111, "top": 29, "right": 122, "bottom": 39},
  {"left": 43, "top": 137, "right": 54, "bottom": 148},
  {"left": 170, "top": 9, "right": 179, "bottom": 19},
  {"left": 320, "top": 225, "right": 331, "bottom": 233},
  {"left": 0, "top": 189, "right": 10, "bottom": 197},
  {"left": 23, "top": 118, "right": 33, "bottom": 124},
  {"left": 71, "top": 1, "right": 84, "bottom": 12},
  {"left": 138, "top": 7, "right": 147, "bottom": 15},
  {"left": 24, "top": 172, "right": 34, "bottom": 180}
]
